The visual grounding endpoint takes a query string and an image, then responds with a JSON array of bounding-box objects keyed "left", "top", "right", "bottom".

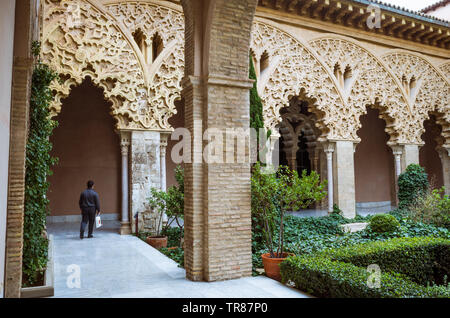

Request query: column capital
[
  {"left": 389, "top": 144, "right": 404, "bottom": 156},
  {"left": 322, "top": 141, "right": 335, "bottom": 154},
  {"left": 120, "top": 131, "right": 130, "bottom": 156},
  {"left": 438, "top": 146, "right": 450, "bottom": 158}
]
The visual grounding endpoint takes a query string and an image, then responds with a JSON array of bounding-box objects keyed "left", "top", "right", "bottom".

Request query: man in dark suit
[{"left": 79, "top": 180, "right": 101, "bottom": 239}]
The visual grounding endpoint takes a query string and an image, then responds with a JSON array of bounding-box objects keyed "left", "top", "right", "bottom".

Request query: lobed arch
[
  {"left": 105, "top": 1, "right": 185, "bottom": 130},
  {"left": 250, "top": 20, "right": 346, "bottom": 142},
  {"left": 309, "top": 35, "right": 410, "bottom": 145},
  {"left": 440, "top": 61, "right": 450, "bottom": 80},
  {"left": 382, "top": 50, "right": 450, "bottom": 145},
  {"left": 41, "top": 0, "right": 183, "bottom": 131}
]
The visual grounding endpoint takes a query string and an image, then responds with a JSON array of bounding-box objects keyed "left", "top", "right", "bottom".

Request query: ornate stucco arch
[
  {"left": 382, "top": 51, "right": 450, "bottom": 146},
  {"left": 250, "top": 21, "right": 346, "bottom": 141},
  {"left": 105, "top": 0, "right": 185, "bottom": 130},
  {"left": 440, "top": 61, "right": 450, "bottom": 80},
  {"left": 42, "top": 0, "right": 184, "bottom": 131},
  {"left": 309, "top": 35, "right": 410, "bottom": 145}
]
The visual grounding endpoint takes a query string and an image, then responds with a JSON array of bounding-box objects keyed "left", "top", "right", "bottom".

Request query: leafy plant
[
  {"left": 251, "top": 163, "right": 327, "bottom": 258},
  {"left": 369, "top": 214, "right": 401, "bottom": 233},
  {"left": 23, "top": 41, "right": 59, "bottom": 287},
  {"left": 408, "top": 187, "right": 450, "bottom": 229},
  {"left": 398, "top": 164, "right": 429, "bottom": 209},
  {"left": 149, "top": 166, "right": 184, "bottom": 246}
]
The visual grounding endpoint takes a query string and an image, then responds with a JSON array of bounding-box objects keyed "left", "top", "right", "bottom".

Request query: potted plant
[
  {"left": 251, "top": 162, "right": 327, "bottom": 281},
  {"left": 147, "top": 166, "right": 184, "bottom": 249}
]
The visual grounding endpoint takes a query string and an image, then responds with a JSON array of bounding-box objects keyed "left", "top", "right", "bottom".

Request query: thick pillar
[
  {"left": 130, "top": 131, "right": 161, "bottom": 234},
  {"left": 119, "top": 132, "right": 131, "bottom": 235},
  {"left": 323, "top": 143, "right": 334, "bottom": 214},
  {"left": 181, "top": 0, "right": 257, "bottom": 282},
  {"left": 333, "top": 141, "right": 357, "bottom": 218},
  {"left": 439, "top": 147, "right": 450, "bottom": 196},
  {"left": 401, "top": 144, "right": 420, "bottom": 171}
]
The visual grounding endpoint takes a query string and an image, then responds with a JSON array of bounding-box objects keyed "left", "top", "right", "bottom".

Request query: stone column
[
  {"left": 391, "top": 146, "right": 403, "bottom": 177},
  {"left": 438, "top": 147, "right": 450, "bottom": 196},
  {"left": 119, "top": 132, "right": 131, "bottom": 235},
  {"left": 390, "top": 145, "right": 403, "bottom": 207},
  {"left": 334, "top": 141, "right": 357, "bottom": 218},
  {"left": 323, "top": 142, "right": 334, "bottom": 214},
  {"left": 160, "top": 133, "right": 169, "bottom": 192}
]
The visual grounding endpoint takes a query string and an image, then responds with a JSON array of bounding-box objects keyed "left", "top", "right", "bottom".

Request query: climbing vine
[
  {"left": 22, "top": 42, "right": 59, "bottom": 287},
  {"left": 249, "top": 56, "right": 264, "bottom": 141}
]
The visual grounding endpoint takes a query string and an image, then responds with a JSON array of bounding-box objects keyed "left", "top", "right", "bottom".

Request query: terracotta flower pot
[
  {"left": 261, "top": 252, "right": 293, "bottom": 281},
  {"left": 145, "top": 236, "right": 168, "bottom": 249}
]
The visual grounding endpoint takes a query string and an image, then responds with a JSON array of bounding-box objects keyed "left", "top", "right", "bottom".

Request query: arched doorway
[
  {"left": 48, "top": 78, "right": 121, "bottom": 221},
  {"left": 278, "top": 96, "right": 319, "bottom": 176},
  {"left": 420, "top": 115, "right": 444, "bottom": 189},
  {"left": 354, "top": 107, "right": 395, "bottom": 214}
]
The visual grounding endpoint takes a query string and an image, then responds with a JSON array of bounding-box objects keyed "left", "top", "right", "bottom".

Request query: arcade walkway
[{"left": 48, "top": 221, "right": 309, "bottom": 298}]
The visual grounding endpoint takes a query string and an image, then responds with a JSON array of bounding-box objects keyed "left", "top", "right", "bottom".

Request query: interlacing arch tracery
[
  {"left": 440, "top": 62, "right": 450, "bottom": 80},
  {"left": 309, "top": 36, "right": 409, "bottom": 145},
  {"left": 41, "top": 0, "right": 184, "bottom": 131},
  {"left": 105, "top": 1, "right": 185, "bottom": 130},
  {"left": 382, "top": 52, "right": 450, "bottom": 145},
  {"left": 250, "top": 21, "right": 345, "bottom": 141}
]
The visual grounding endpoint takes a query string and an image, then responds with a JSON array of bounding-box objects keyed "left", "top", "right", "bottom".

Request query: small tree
[
  {"left": 251, "top": 163, "right": 327, "bottom": 258},
  {"left": 149, "top": 166, "right": 184, "bottom": 246}
]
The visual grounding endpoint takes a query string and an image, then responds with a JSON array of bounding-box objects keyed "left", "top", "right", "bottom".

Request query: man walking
[{"left": 79, "top": 180, "right": 101, "bottom": 239}]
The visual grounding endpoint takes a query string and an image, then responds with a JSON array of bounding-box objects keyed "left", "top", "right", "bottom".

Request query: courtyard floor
[{"left": 47, "top": 221, "right": 309, "bottom": 298}]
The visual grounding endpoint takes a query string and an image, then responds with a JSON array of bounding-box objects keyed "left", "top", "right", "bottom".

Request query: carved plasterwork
[
  {"left": 41, "top": 0, "right": 184, "bottom": 131},
  {"left": 250, "top": 22, "right": 345, "bottom": 141},
  {"left": 106, "top": 1, "right": 184, "bottom": 130},
  {"left": 309, "top": 37, "right": 409, "bottom": 145},
  {"left": 439, "top": 61, "right": 450, "bottom": 81},
  {"left": 382, "top": 52, "right": 450, "bottom": 145}
]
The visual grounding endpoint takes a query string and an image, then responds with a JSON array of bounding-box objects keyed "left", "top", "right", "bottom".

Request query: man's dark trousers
[{"left": 80, "top": 207, "right": 96, "bottom": 237}]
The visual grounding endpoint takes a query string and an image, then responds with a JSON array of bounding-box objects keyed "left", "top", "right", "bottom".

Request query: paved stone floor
[{"left": 48, "top": 221, "right": 309, "bottom": 298}]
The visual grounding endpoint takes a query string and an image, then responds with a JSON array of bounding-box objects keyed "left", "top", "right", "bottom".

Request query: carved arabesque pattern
[
  {"left": 250, "top": 22, "right": 345, "bottom": 141},
  {"left": 42, "top": 0, "right": 151, "bottom": 130},
  {"left": 309, "top": 37, "right": 408, "bottom": 144},
  {"left": 439, "top": 61, "right": 450, "bottom": 80},
  {"left": 106, "top": 2, "right": 185, "bottom": 130},
  {"left": 382, "top": 52, "right": 450, "bottom": 145}
]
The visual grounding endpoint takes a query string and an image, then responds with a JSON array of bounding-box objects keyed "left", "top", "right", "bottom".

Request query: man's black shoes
[
  {"left": 80, "top": 234, "right": 84, "bottom": 239},
  {"left": 88, "top": 235, "right": 94, "bottom": 238}
]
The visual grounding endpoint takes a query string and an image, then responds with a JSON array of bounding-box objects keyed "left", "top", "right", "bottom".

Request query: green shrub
[
  {"left": 408, "top": 187, "right": 450, "bottom": 230},
  {"left": 280, "top": 237, "right": 450, "bottom": 298},
  {"left": 369, "top": 214, "right": 401, "bottom": 233},
  {"left": 398, "top": 164, "right": 429, "bottom": 209},
  {"left": 317, "top": 237, "right": 450, "bottom": 286}
]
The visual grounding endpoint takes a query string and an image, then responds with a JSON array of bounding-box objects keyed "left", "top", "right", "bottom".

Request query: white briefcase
[{"left": 95, "top": 215, "right": 102, "bottom": 228}]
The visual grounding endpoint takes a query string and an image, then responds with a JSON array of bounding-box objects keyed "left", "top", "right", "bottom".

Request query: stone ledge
[{"left": 340, "top": 223, "right": 369, "bottom": 233}]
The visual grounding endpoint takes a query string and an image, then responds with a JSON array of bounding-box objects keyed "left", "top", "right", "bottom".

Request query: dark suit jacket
[{"left": 79, "top": 188, "right": 101, "bottom": 213}]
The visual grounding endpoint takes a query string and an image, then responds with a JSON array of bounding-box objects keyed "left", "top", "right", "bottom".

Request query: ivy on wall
[
  {"left": 22, "top": 42, "right": 59, "bottom": 287},
  {"left": 249, "top": 56, "right": 264, "bottom": 137}
]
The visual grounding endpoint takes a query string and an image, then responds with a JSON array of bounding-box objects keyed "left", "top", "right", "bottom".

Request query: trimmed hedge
[{"left": 280, "top": 237, "right": 450, "bottom": 298}]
